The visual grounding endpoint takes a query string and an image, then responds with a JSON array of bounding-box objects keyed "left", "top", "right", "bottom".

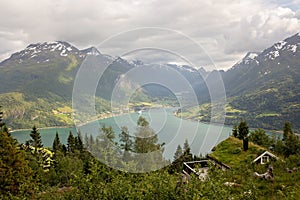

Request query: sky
[{"left": 0, "top": 0, "right": 300, "bottom": 70}]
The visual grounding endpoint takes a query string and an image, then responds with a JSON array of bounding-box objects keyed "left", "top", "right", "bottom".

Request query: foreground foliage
[{"left": 1, "top": 107, "right": 300, "bottom": 199}]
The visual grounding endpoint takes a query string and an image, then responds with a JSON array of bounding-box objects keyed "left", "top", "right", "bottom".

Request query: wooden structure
[
  {"left": 183, "top": 160, "right": 210, "bottom": 181},
  {"left": 206, "top": 155, "right": 231, "bottom": 170},
  {"left": 252, "top": 151, "right": 278, "bottom": 164}
]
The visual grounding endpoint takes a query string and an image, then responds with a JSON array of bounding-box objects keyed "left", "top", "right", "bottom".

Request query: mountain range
[
  {"left": 220, "top": 33, "right": 300, "bottom": 131},
  {"left": 182, "top": 33, "right": 300, "bottom": 131},
  {"left": 0, "top": 41, "right": 205, "bottom": 128},
  {"left": 1, "top": 33, "right": 300, "bottom": 131}
]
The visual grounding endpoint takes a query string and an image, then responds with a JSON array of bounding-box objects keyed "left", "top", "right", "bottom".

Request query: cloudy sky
[{"left": 0, "top": 0, "right": 300, "bottom": 70}]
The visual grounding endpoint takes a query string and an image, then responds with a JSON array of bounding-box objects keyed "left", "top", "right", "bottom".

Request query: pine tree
[
  {"left": 283, "top": 121, "right": 293, "bottom": 141},
  {"left": 53, "top": 132, "right": 62, "bottom": 152},
  {"left": 28, "top": 126, "right": 43, "bottom": 156},
  {"left": 134, "top": 116, "right": 160, "bottom": 153},
  {"left": 182, "top": 139, "right": 193, "bottom": 161},
  {"left": 119, "top": 126, "right": 133, "bottom": 161},
  {"left": 133, "top": 116, "right": 168, "bottom": 171},
  {"left": 281, "top": 122, "right": 299, "bottom": 157},
  {"left": 169, "top": 144, "right": 184, "bottom": 174},
  {"left": 0, "top": 107, "right": 32, "bottom": 195},
  {"left": 75, "top": 131, "right": 84, "bottom": 152},
  {"left": 67, "top": 131, "right": 75, "bottom": 153},
  {"left": 238, "top": 120, "right": 249, "bottom": 140},
  {"left": 62, "top": 144, "right": 67, "bottom": 154},
  {"left": 100, "top": 125, "right": 115, "bottom": 145},
  {"left": 284, "top": 133, "right": 300, "bottom": 157},
  {"left": 174, "top": 144, "right": 183, "bottom": 161}
]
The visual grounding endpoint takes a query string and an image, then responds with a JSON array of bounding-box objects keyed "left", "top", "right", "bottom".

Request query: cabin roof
[{"left": 252, "top": 151, "right": 278, "bottom": 163}]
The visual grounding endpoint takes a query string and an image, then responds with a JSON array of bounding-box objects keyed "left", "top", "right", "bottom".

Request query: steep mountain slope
[
  {"left": 0, "top": 41, "right": 205, "bottom": 129},
  {"left": 224, "top": 33, "right": 300, "bottom": 97},
  {"left": 0, "top": 42, "right": 115, "bottom": 128},
  {"left": 223, "top": 33, "right": 300, "bottom": 130},
  {"left": 179, "top": 33, "right": 300, "bottom": 131}
]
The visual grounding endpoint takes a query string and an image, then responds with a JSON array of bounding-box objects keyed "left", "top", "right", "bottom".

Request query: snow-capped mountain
[
  {"left": 234, "top": 52, "right": 260, "bottom": 67},
  {"left": 0, "top": 41, "right": 105, "bottom": 66},
  {"left": 261, "top": 33, "right": 300, "bottom": 61},
  {"left": 220, "top": 33, "right": 300, "bottom": 130},
  {"left": 0, "top": 40, "right": 206, "bottom": 102},
  {"left": 229, "top": 33, "right": 300, "bottom": 74},
  {"left": 1, "top": 33, "right": 300, "bottom": 130}
]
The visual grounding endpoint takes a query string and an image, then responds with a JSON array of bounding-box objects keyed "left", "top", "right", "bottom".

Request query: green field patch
[
  {"left": 58, "top": 74, "right": 73, "bottom": 84},
  {"left": 57, "top": 106, "right": 73, "bottom": 113},
  {"left": 66, "top": 55, "right": 78, "bottom": 71},
  {"left": 255, "top": 113, "right": 281, "bottom": 118},
  {"left": 225, "top": 105, "right": 247, "bottom": 114}
]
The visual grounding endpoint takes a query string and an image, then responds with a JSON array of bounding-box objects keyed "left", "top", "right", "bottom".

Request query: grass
[
  {"left": 225, "top": 105, "right": 247, "bottom": 114},
  {"left": 210, "top": 137, "right": 266, "bottom": 168}
]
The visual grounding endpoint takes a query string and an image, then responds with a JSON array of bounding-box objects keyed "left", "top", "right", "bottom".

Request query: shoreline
[
  {"left": 10, "top": 106, "right": 173, "bottom": 133},
  {"left": 173, "top": 113, "right": 299, "bottom": 136},
  {"left": 10, "top": 111, "right": 136, "bottom": 133}
]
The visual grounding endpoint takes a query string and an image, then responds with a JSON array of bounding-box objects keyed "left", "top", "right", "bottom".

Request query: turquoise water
[{"left": 11, "top": 108, "right": 232, "bottom": 160}]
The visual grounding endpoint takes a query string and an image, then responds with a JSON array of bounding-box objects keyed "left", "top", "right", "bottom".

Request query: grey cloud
[{"left": 0, "top": 0, "right": 299, "bottom": 70}]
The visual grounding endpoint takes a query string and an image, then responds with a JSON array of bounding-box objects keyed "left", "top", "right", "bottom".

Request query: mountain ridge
[
  {"left": 1, "top": 33, "right": 300, "bottom": 130},
  {"left": 179, "top": 33, "right": 300, "bottom": 131}
]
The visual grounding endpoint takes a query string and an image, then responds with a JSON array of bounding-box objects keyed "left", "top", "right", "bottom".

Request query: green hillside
[
  {"left": 179, "top": 34, "right": 300, "bottom": 132},
  {"left": 209, "top": 137, "right": 267, "bottom": 168},
  {"left": 0, "top": 42, "right": 141, "bottom": 129}
]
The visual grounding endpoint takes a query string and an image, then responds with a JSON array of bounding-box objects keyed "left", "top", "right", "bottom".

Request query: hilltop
[{"left": 209, "top": 137, "right": 267, "bottom": 168}]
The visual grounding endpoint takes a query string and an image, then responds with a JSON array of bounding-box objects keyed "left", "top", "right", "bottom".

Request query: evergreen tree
[
  {"left": 100, "top": 125, "right": 115, "bottom": 144},
  {"left": 182, "top": 139, "right": 193, "bottom": 161},
  {"left": 67, "top": 131, "right": 75, "bottom": 153},
  {"left": 169, "top": 144, "right": 184, "bottom": 174},
  {"left": 53, "top": 132, "right": 62, "bottom": 152},
  {"left": 283, "top": 121, "right": 293, "bottom": 141},
  {"left": 134, "top": 116, "right": 168, "bottom": 171},
  {"left": 28, "top": 126, "right": 43, "bottom": 156},
  {"left": 174, "top": 144, "right": 183, "bottom": 161},
  {"left": 238, "top": 120, "right": 249, "bottom": 140},
  {"left": 119, "top": 126, "right": 133, "bottom": 161},
  {"left": 284, "top": 133, "right": 300, "bottom": 157},
  {"left": 134, "top": 116, "right": 160, "bottom": 153},
  {"left": 281, "top": 122, "right": 299, "bottom": 157},
  {"left": 0, "top": 108, "right": 32, "bottom": 195},
  {"left": 75, "top": 131, "right": 84, "bottom": 152},
  {"left": 62, "top": 144, "right": 67, "bottom": 155},
  {"left": 89, "top": 125, "right": 118, "bottom": 166}
]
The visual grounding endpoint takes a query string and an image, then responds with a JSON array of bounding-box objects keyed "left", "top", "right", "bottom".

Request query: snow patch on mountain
[
  {"left": 16, "top": 41, "right": 80, "bottom": 60},
  {"left": 266, "top": 50, "right": 280, "bottom": 60},
  {"left": 274, "top": 41, "right": 287, "bottom": 50},
  {"left": 235, "top": 52, "right": 260, "bottom": 67}
]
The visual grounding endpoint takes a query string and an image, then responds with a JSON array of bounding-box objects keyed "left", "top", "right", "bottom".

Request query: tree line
[
  {"left": 233, "top": 120, "right": 300, "bottom": 157},
  {"left": 2, "top": 104, "right": 300, "bottom": 199}
]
